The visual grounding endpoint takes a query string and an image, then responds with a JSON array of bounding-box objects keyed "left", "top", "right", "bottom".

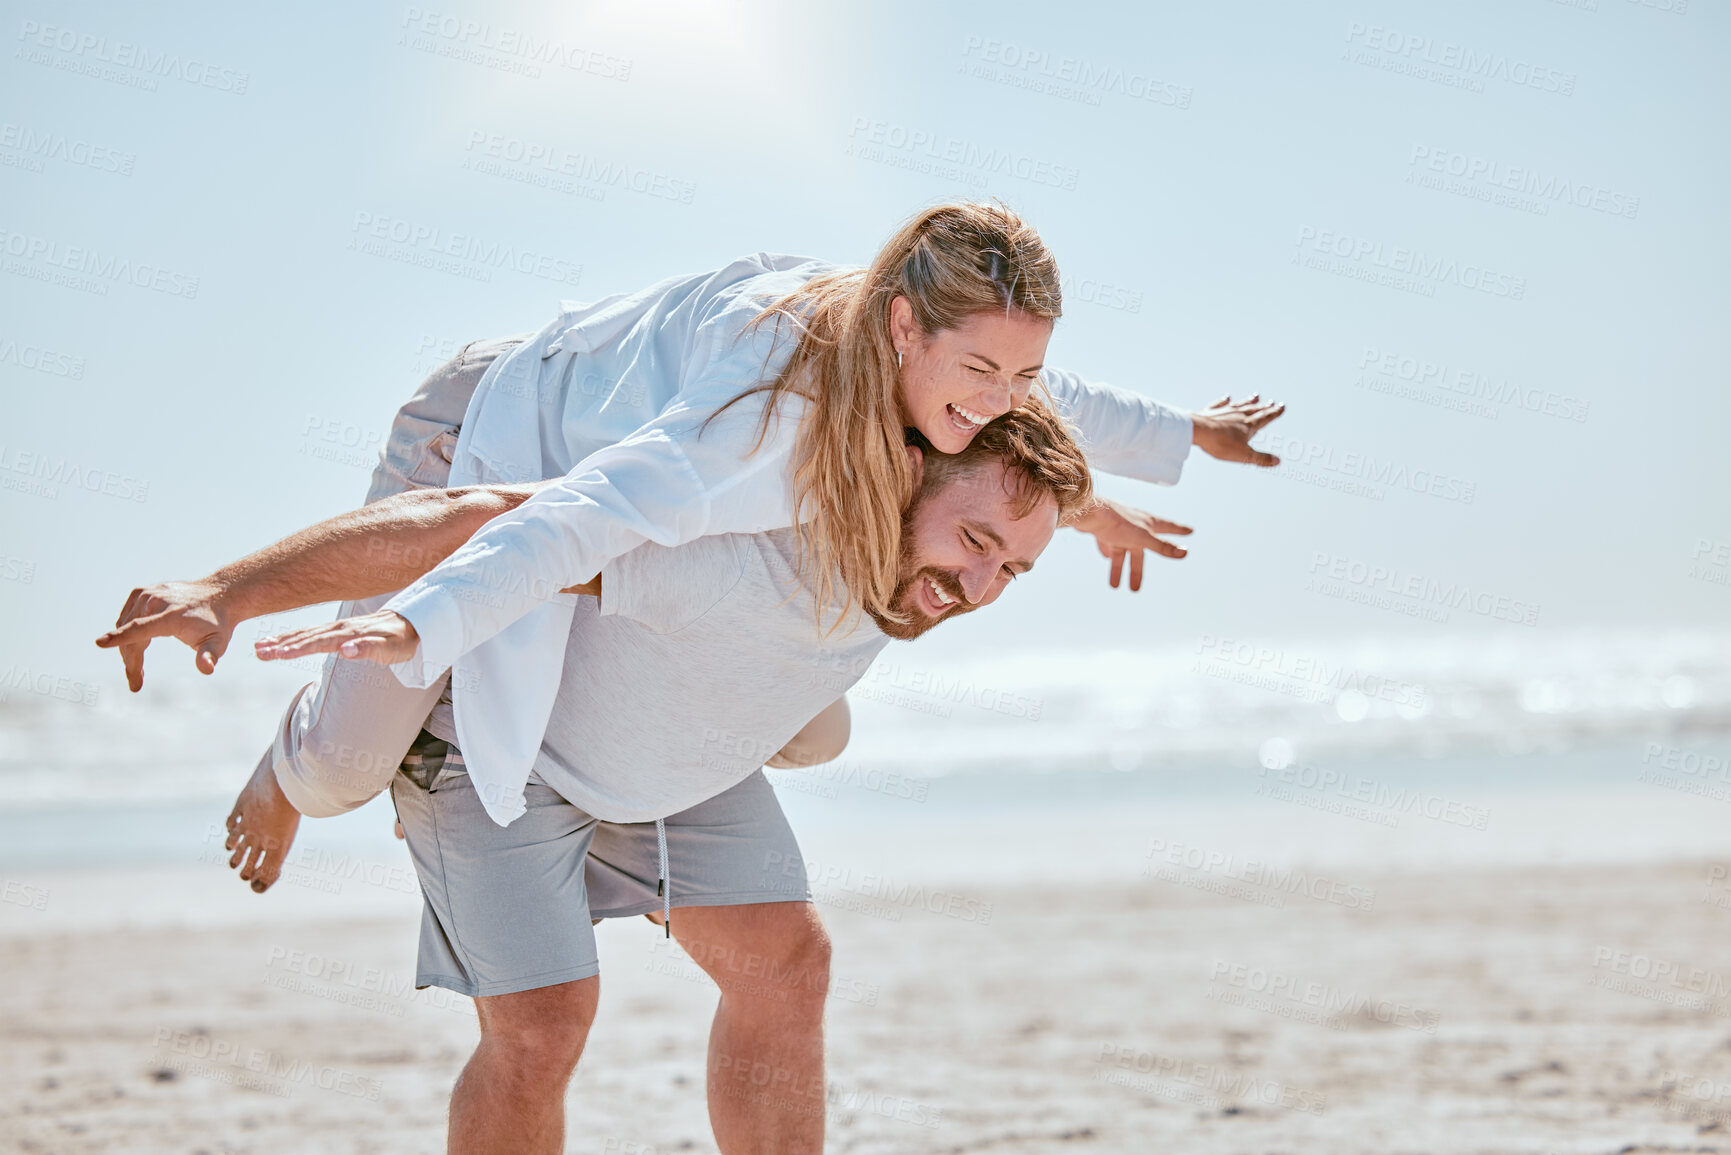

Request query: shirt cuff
[
  {"left": 595, "top": 552, "right": 633, "bottom": 620},
  {"left": 1154, "top": 411, "right": 1196, "bottom": 484},
  {"left": 382, "top": 583, "right": 462, "bottom": 689}
]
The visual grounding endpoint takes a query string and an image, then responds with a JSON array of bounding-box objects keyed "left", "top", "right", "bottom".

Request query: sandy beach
[
  {"left": 6, "top": 847, "right": 1731, "bottom": 1154},
  {"left": 7, "top": 0, "right": 1726, "bottom": 1147}
]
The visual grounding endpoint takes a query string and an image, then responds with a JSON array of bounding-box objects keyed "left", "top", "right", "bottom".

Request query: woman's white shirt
[{"left": 383, "top": 252, "right": 1194, "bottom": 824}]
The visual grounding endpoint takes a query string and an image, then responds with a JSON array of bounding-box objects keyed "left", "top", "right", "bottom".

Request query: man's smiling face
[{"left": 872, "top": 456, "right": 1059, "bottom": 641}]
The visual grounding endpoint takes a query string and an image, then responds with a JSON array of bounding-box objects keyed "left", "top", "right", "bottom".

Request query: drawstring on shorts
[{"left": 655, "top": 818, "right": 670, "bottom": 938}]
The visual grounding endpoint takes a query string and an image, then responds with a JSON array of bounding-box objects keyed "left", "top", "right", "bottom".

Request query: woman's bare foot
[{"left": 225, "top": 754, "right": 302, "bottom": 894}]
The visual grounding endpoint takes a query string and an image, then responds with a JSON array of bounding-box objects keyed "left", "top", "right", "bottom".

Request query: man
[
  {"left": 104, "top": 316, "right": 1275, "bottom": 896},
  {"left": 99, "top": 400, "right": 1094, "bottom": 1155}
]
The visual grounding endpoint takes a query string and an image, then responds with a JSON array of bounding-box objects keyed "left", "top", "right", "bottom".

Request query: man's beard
[{"left": 869, "top": 565, "right": 969, "bottom": 640}]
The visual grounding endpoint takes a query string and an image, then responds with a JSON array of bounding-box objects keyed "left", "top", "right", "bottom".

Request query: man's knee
[
  {"left": 785, "top": 913, "right": 832, "bottom": 1009},
  {"left": 476, "top": 978, "right": 598, "bottom": 1072},
  {"left": 784, "top": 904, "right": 830, "bottom": 974},
  {"left": 681, "top": 903, "right": 831, "bottom": 1009}
]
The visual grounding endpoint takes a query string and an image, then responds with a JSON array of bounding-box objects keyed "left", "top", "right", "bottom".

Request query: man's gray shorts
[{"left": 390, "top": 735, "right": 812, "bottom": 998}]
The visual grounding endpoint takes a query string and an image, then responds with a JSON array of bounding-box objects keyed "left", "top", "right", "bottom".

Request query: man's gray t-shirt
[{"left": 425, "top": 527, "right": 888, "bottom": 822}]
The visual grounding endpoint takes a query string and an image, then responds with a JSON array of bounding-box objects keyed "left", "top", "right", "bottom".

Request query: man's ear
[{"left": 905, "top": 442, "right": 924, "bottom": 490}]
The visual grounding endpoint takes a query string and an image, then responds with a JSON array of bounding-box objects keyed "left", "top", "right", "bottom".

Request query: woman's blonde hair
[{"left": 716, "top": 201, "right": 1065, "bottom": 628}]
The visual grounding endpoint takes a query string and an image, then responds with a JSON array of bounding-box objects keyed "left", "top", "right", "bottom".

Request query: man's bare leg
[
  {"left": 451, "top": 976, "right": 599, "bottom": 1155},
  {"left": 656, "top": 902, "right": 831, "bottom": 1154}
]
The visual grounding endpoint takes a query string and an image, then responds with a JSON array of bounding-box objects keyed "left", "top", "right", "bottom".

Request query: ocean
[{"left": 2, "top": 626, "right": 1726, "bottom": 890}]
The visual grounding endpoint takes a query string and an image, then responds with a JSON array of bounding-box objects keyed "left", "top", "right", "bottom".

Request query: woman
[{"left": 105, "top": 201, "right": 1284, "bottom": 883}]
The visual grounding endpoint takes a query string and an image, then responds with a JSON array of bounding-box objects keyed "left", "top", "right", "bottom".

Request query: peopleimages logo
[
  {"left": 15, "top": 19, "right": 251, "bottom": 93},
  {"left": 1306, "top": 550, "right": 1541, "bottom": 627},
  {"left": 348, "top": 211, "right": 582, "bottom": 286},
  {"left": 1093, "top": 1045, "right": 1328, "bottom": 1115},
  {"left": 0, "top": 227, "right": 200, "bottom": 299},
  {"left": 0, "top": 122, "right": 135, "bottom": 175},
  {"left": 462, "top": 131, "right": 695, "bottom": 204},
  {"left": 1256, "top": 757, "right": 1492, "bottom": 830},
  {"left": 1343, "top": 22, "right": 1576, "bottom": 96},
  {"left": 398, "top": 8, "right": 631, "bottom": 80},
  {"left": 958, "top": 36, "right": 1193, "bottom": 109},
  {"left": 0, "top": 443, "right": 149, "bottom": 502},
  {"left": 1589, "top": 946, "right": 1731, "bottom": 1009},
  {"left": 846, "top": 117, "right": 1080, "bottom": 191},
  {"left": 1144, "top": 837, "right": 1377, "bottom": 911},
  {"left": 1356, "top": 345, "right": 1589, "bottom": 424},
  {"left": 1206, "top": 959, "right": 1441, "bottom": 1033},
  {"left": 0, "top": 335, "right": 85, "bottom": 379},
  {"left": 0, "top": 665, "right": 100, "bottom": 707},
  {"left": 1256, "top": 432, "right": 1477, "bottom": 505},
  {"left": 1294, "top": 226, "right": 1526, "bottom": 300},
  {"left": 1407, "top": 146, "right": 1639, "bottom": 219},
  {"left": 1192, "top": 635, "right": 1428, "bottom": 710}
]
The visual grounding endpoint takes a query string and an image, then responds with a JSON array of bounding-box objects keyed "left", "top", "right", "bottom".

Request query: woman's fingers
[
  {"left": 336, "top": 635, "right": 399, "bottom": 661},
  {"left": 256, "top": 612, "right": 414, "bottom": 665},
  {"left": 255, "top": 621, "right": 366, "bottom": 660}
]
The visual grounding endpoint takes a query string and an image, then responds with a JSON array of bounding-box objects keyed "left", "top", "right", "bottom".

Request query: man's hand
[
  {"left": 96, "top": 579, "right": 236, "bottom": 692},
  {"left": 1192, "top": 394, "right": 1286, "bottom": 467},
  {"left": 1070, "top": 498, "right": 1194, "bottom": 592},
  {"left": 255, "top": 609, "right": 420, "bottom": 666}
]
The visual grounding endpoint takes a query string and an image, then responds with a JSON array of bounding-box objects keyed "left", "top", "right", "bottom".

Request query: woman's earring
[{"left": 897, "top": 349, "right": 903, "bottom": 370}]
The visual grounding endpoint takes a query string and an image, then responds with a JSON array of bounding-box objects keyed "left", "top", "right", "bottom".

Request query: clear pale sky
[{"left": 3, "top": 0, "right": 1726, "bottom": 693}]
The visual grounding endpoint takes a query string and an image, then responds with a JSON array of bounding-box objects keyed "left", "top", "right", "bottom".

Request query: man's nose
[{"left": 960, "top": 562, "right": 995, "bottom": 604}]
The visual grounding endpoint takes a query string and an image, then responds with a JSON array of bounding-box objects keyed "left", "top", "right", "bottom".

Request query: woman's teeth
[
  {"left": 927, "top": 576, "right": 956, "bottom": 608},
  {"left": 947, "top": 403, "right": 988, "bottom": 429}
]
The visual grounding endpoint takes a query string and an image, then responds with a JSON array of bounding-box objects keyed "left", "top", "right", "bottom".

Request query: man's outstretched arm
[{"left": 95, "top": 482, "right": 558, "bottom": 691}]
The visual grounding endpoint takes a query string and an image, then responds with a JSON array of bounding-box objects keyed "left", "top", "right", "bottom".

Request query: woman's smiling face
[{"left": 890, "top": 296, "right": 1054, "bottom": 454}]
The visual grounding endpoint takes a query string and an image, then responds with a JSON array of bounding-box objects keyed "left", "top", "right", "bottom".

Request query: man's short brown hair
[{"left": 912, "top": 392, "right": 1095, "bottom": 522}]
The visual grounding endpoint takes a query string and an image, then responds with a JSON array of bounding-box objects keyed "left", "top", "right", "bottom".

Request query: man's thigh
[
  {"left": 392, "top": 758, "right": 603, "bottom": 998},
  {"left": 585, "top": 771, "right": 812, "bottom": 919}
]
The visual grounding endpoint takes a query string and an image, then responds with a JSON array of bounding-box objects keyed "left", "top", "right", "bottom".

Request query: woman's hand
[
  {"left": 1191, "top": 394, "right": 1286, "bottom": 466},
  {"left": 255, "top": 610, "right": 421, "bottom": 666},
  {"left": 1070, "top": 498, "right": 1193, "bottom": 592}
]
